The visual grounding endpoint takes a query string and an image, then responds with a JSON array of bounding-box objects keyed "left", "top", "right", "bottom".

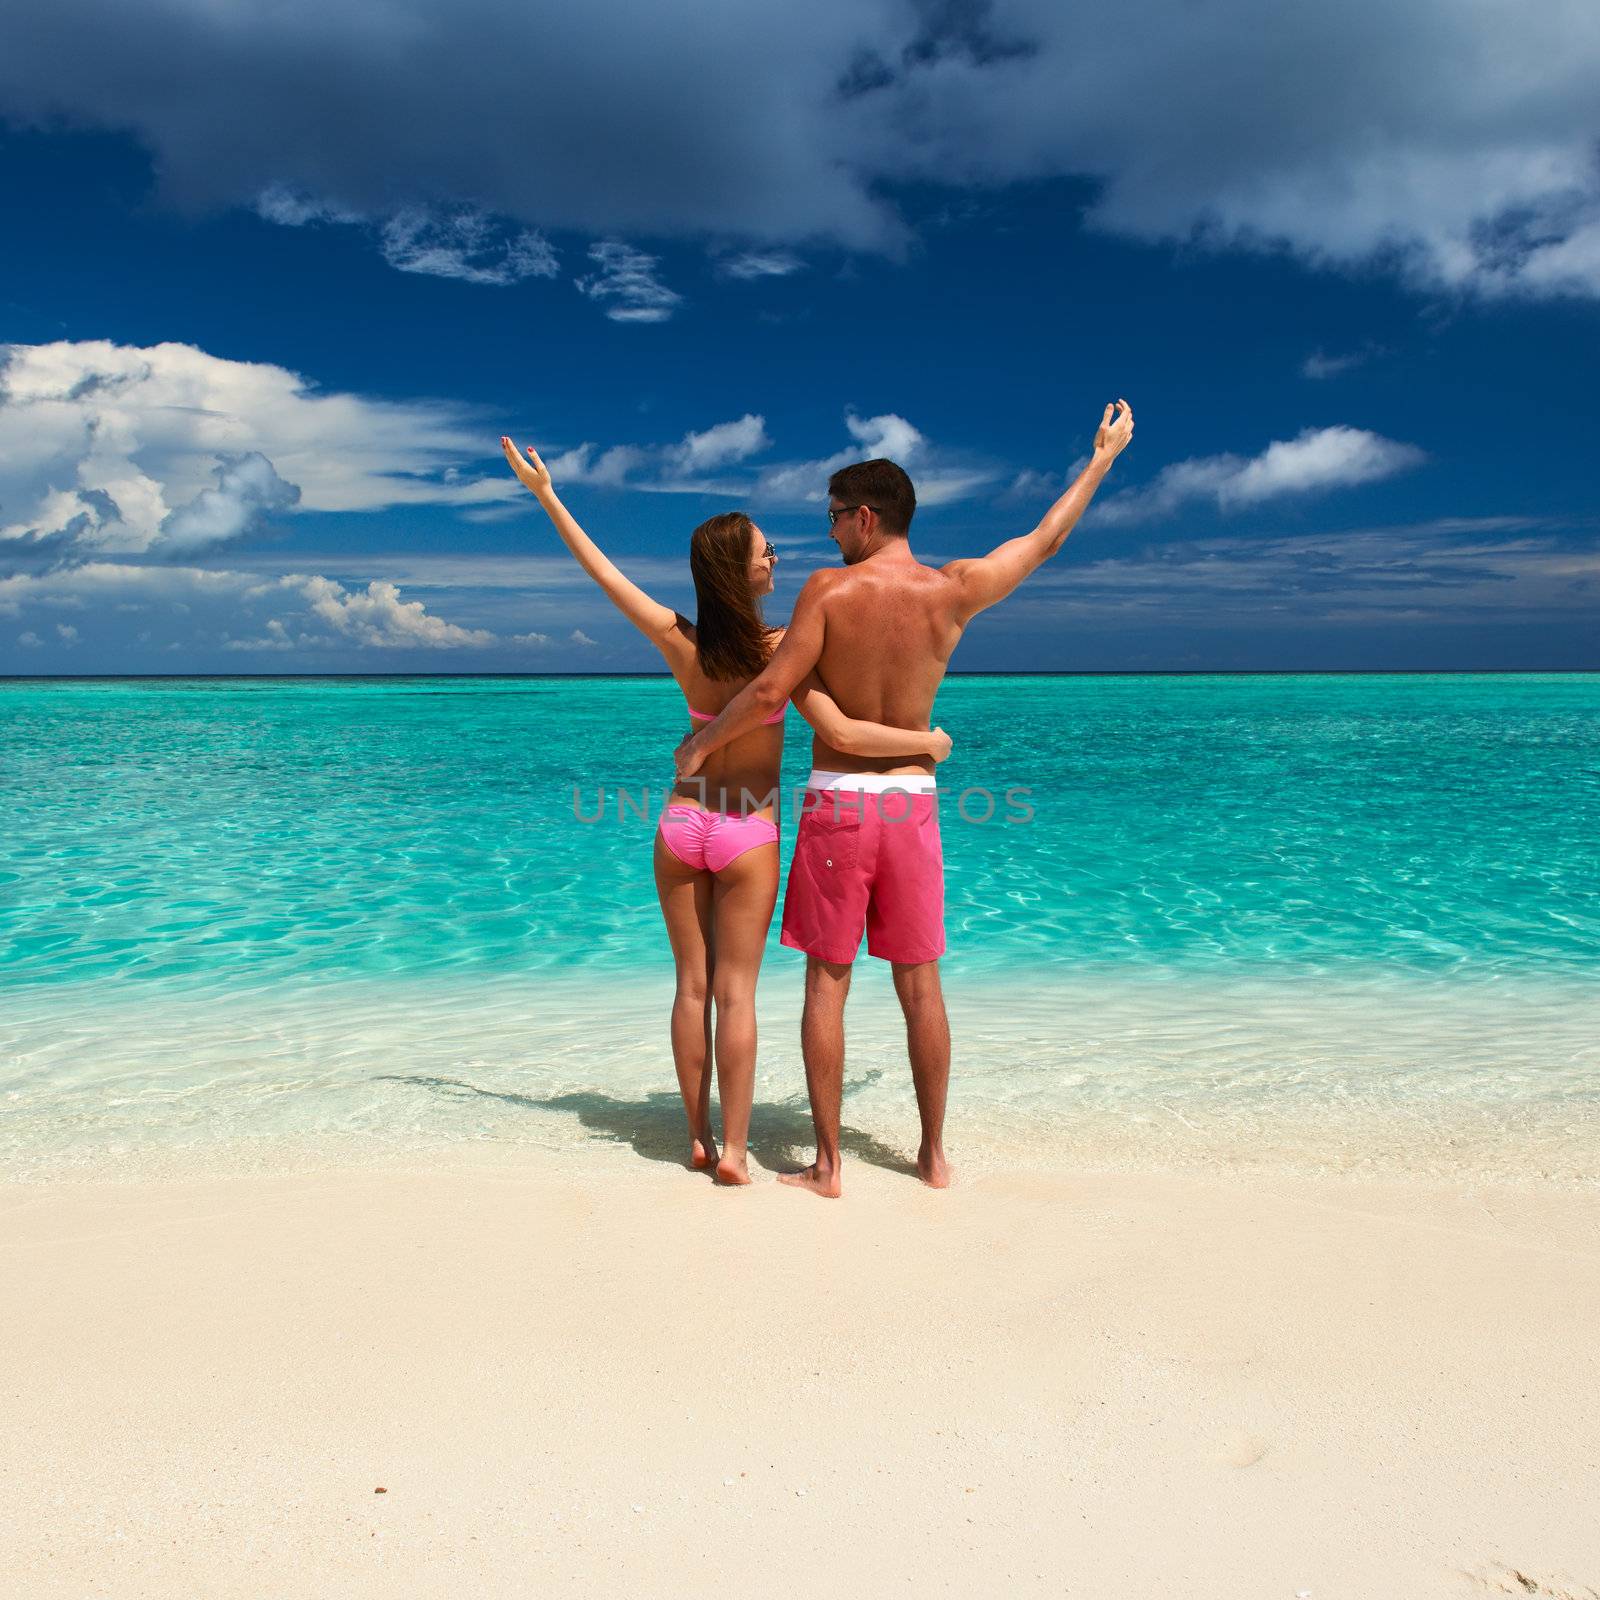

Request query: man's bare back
[{"left": 801, "top": 551, "right": 965, "bottom": 775}]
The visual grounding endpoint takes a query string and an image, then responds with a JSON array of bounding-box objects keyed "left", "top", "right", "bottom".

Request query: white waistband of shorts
[{"left": 805, "top": 769, "right": 938, "bottom": 795}]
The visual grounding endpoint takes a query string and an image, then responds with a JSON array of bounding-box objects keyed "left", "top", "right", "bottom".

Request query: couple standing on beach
[{"left": 500, "top": 400, "right": 1134, "bottom": 1196}]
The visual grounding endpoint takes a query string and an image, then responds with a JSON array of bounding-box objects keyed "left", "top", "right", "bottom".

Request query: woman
[{"left": 500, "top": 436, "right": 950, "bottom": 1185}]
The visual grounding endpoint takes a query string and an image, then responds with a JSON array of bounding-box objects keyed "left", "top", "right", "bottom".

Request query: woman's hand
[
  {"left": 1092, "top": 399, "right": 1134, "bottom": 461},
  {"left": 674, "top": 731, "right": 708, "bottom": 781},
  {"left": 499, "top": 438, "right": 681, "bottom": 643},
  {"left": 500, "top": 436, "right": 553, "bottom": 497},
  {"left": 929, "top": 726, "right": 953, "bottom": 763}
]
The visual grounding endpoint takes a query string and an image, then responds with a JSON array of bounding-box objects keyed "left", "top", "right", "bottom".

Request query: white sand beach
[{"left": 4, "top": 1146, "right": 1597, "bottom": 1599}]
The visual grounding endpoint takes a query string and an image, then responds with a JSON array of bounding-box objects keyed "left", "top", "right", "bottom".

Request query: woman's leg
[
  {"left": 708, "top": 840, "right": 780, "bottom": 1184},
  {"left": 654, "top": 829, "right": 717, "bottom": 1169}
]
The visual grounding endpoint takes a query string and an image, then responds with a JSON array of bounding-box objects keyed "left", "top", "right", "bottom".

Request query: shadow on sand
[{"left": 382, "top": 1071, "right": 918, "bottom": 1179}]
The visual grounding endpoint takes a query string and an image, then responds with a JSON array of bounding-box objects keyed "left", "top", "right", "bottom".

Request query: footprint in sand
[{"left": 1466, "top": 1562, "right": 1600, "bottom": 1599}]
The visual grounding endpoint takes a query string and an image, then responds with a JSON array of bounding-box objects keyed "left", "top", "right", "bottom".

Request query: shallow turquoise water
[
  {"left": 2, "top": 674, "right": 1597, "bottom": 1180},
  {"left": 3, "top": 673, "right": 1596, "bottom": 984}
]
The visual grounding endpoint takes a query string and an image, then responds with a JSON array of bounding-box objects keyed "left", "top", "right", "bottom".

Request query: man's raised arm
[
  {"left": 945, "top": 400, "right": 1134, "bottom": 623},
  {"left": 673, "top": 571, "right": 831, "bottom": 780}
]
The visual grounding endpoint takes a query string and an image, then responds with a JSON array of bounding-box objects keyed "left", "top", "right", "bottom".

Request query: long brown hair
[{"left": 689, "top": 511, "right": 777, "bottom": 680}]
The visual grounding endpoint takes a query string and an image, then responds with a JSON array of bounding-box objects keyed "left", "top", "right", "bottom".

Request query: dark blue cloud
[{"left": 0, "top": 0, "right": 1596, "bottom": 298}]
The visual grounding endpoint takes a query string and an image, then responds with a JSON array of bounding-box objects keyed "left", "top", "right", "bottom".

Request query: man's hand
[
  {"left": 944, "top": 398, "right": 1132, "bottom": 623},
  {"left": 929, "top": 727, "right": 953, "bottom": 763},
  {"left": 674, "top": 731, "right": 708, "bottom": 781},
  {"left": 1093, "top": 400, "right": 1135, "bottom": 462},
  {"left": 500, "top": 436, "right": 553, "bottom": 496}
]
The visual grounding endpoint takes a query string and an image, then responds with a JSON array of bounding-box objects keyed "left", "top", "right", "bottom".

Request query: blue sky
[{"left": 1, "top": 0, "right": 1596, "bottom": 673}]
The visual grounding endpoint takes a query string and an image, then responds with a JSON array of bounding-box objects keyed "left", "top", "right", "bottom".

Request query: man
[{"left": 674, "top": 400, "right": 1135, "bottom": 1196}]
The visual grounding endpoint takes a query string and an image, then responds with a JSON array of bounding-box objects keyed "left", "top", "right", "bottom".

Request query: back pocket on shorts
[{"left": 802, "top": 806, "right": 861, "bottom": 872}]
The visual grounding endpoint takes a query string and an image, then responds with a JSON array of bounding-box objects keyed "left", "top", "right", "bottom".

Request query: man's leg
[
  {"left": 779, "top": 954, "right": 853, "bottom": 1198},
  {"left": 892, "top": 959, "right": 951, "bottom": 1188}
]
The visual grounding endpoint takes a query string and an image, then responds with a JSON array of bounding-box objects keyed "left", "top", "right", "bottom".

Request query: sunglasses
[{"left": 827, "top": 504, "right": 880, "bottom": 527}]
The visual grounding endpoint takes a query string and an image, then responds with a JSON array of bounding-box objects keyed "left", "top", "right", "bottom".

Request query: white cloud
[
  {"left": 752, "top": 412, "right": 992, "bottom": 507},
  {"left": 17, "top": 630, "right": 41, "bottom": 647},
  {"left": 847, "top": 411, "right": 921, "bottom": 460},
  {"left": 570, "top": 629, "right": 597, "bottom": 645},
  {"left": 200, "top": 550, "right": 691, "bottom": 593},
  {"left": 295, "top": 576, "right": 495, "bottom": 649},
  {"left": 548, "top": 418, "right": 763, "bottom": 493},
  {"left": 221, "top": 617, "right": 301, "bottom": 652},
  {"left": 0, "top": 561, "right": 501, "bottom": 652},
  {"left": 1001, "top": 467, "right": 1069, "bottom": 504},
  {"left": 1095, "top": 426, "right": 1426, "bottom": 524},
  {"left": 1302, "top": 347, "right": 1382, "bottom": 381},
  {"left": 1227, "top": 429, "right": 1425, "bottom": 506},
  {"left": 545, "top": 443, "right": 651, "bottom": 487},
  {"left": 673, "top": 414, "right": 769, "bottom": 473},
  {"left": 379, "top": 207, "right": 559, "bottom": 285},
  {"left": 1490, "top": 217, "right": 1600, "bottom": 298},
  {"left": 0, "top": 561, "right": 259, "bottom": 619},
  {"left": 457, "top": 503, "right": 531, "bottom": 525},
  {"left": 0, "top": 340, "right": 514, "bottom": 554},
  {"left": 55, "top": 622, "right": 78, "bottom": 643},
  {"left": 718, "top": 250, "right": 805, "bottom": 280},
  {"left": 575, "top": 241, "right": 682, "bottom": 323},
  {"left": 542, "top": 408, "right": 990, "bottom": 507},
  {"left": 253, "top": 185, "right": 363, "bottom": 228},
  {"left": 159, "top": 451, "right": 301, "bottom": 550},
  {"left": 255, "top": 189, "right": 560, "bottom": 287}
]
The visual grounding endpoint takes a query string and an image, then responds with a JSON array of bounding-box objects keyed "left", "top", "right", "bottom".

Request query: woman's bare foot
[
  {"left": 917, "top": 1144, "right": 951, "bottom": 1188},
  {"left": 778, "top": 1161, "right": 842, "bottom": 1199},
  {"left": 714, "top": 1152, "right": 751, "bottom": 1186},
  {"left": 689, "top": 1133, "right": 719, "bottom": 1171}
]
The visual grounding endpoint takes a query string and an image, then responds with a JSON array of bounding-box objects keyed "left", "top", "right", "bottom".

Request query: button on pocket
[{"left": 805, "top": 805, "right": 860, "bottom": 872}]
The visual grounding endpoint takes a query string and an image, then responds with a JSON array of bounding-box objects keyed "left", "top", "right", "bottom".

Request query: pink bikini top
[{"left": 689, "top": 704, "right": 785, "bottom": 726}]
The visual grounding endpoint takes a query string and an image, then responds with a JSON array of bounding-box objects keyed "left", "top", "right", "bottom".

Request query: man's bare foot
[
  {"left": 917, "top": 1145, "right": 951, "bottom": 1188},
  {"left": 714, "top": 1153, "right": 751, "bottom": 1186},
  {"left": 689, "top": 1134, "right": 719, "bottom": 1171},
  {"left": 778, "top": 1162, "right": 842, "bottom": 1199}
]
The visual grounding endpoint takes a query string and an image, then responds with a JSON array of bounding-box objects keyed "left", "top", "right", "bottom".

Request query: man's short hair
[{"left": 828, "top": 459, "right": 915, "bottom": 536}]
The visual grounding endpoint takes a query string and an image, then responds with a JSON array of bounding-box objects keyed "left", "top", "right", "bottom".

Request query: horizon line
[{"left": 3, "top": 668, "right": 1596, "bottom": 683}]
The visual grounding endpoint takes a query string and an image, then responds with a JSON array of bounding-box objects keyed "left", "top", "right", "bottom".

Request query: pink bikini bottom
[{"left": 657, "top": 804, "right": 779, "bottom": 873}]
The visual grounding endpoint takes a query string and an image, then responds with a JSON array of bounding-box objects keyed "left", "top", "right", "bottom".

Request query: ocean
[{"left": 3, "top": 673, "right": 1596, "bottom": 1182}]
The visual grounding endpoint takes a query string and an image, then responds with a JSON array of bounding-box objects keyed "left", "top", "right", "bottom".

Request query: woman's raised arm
[
  {"left": 500, "top": 437, "right": 679, "bottom": 641},
  {"left": 790, "top": 672, "right": 952, "bottom": 763}
]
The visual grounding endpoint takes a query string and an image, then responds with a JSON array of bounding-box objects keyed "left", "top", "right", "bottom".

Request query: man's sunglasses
[{"left": 827, "top": 505, "right": 880, "bottom": 527}]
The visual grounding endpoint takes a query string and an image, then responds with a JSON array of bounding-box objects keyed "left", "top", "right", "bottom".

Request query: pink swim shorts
[
  {"left": 657, "top": 803, "right": 778, "bottom": 873},
  {"left": 780, "top": 780, "right": 945, "bottom": 966}
]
